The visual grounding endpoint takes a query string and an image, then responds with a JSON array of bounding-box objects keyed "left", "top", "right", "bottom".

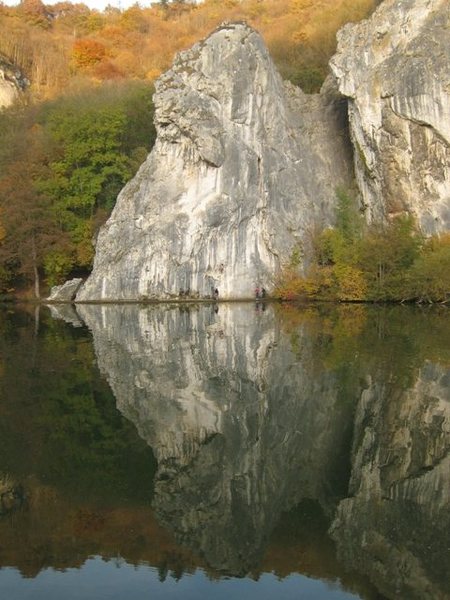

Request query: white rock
[
  {"left": 46, "top": 278, "right": 83, "bottom": 302},
  {"left": 330, "top": 0, "right": 450, "bottom": 234},
  {"left": 77, "top": 23, "right": 352, "bottom": 301},
  {"left": 0, "top": 55, "right": 28, "bottom": 110}
]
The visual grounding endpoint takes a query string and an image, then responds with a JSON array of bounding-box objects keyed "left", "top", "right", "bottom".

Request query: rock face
[
  {"left": 77, "top": 23, "right": 352, "bottom": 301},
  {"left": 78, "top": 1, "right": 450, "bottom": 301},
  {"left": 0, "top": 55, "right": 28, "bottom": 110},
  {"left": 77, "top": 303, "right": 355, "bottom": 574},
  {"left": 330, "top": 0, "right": 450, "bottom": 234}
]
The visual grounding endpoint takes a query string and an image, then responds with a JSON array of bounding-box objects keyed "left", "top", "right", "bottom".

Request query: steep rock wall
[
  {"left": 77, "top": 23, "right": 352, "bottom": 301},
  {"left": 77, "top": 1, "right": 450, "bottom": 302},
  {"left": 330, "top": 0, "right": 450, "bottom": 233}
]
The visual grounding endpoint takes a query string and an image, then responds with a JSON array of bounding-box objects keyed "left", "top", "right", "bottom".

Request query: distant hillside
[{"left": 0, "top": 0, "right": 381, "bottom": 99}]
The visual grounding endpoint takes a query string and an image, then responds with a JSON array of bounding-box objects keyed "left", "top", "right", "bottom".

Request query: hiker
[
  {"left": 214, "top": 288, "right": 219, "bottom": 299},
  {"left": 261, "top": 287, "right": 266, "bottom": 298},
  {"left": 255, "top": 286, "right": 260, "bottom": 299}
]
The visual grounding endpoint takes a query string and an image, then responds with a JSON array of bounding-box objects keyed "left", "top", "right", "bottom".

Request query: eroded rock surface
[
  {"left": 331, "top": 0, "right": 450, "bottom": 233},
  {"left": 77, "top": 23, "right": 352, "bottom": 301},
  {"left": 77, "top": 2, "right": 450, "bottom": 301}
]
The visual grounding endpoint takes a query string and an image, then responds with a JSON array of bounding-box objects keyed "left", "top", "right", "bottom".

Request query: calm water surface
[{"left": 0, "top": 302, "right": 449, "bottom": 600}]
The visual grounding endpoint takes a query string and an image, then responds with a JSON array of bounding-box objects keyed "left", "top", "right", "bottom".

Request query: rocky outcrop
[
  {"left": 0, "top": 55, "right": 28, "bottom": 109},
  {"left": 77, "top": 303, "right": 356, "bottom": 575},
  {"left": 331, "top": 0, "right": 450, "bottom": 234},
  {"left": 77, "top": 0, "right": 450, "bottom": 300},
  {"left": 76, "top": 23, "right": 352, "bottom": 301}
]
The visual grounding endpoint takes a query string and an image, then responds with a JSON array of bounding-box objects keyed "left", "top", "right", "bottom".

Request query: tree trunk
[{"left": 31, "top": 233, "right": 40, "bottom": 300}]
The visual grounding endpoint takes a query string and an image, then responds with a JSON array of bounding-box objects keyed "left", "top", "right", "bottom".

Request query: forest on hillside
[
  {"left": 0, "top": 0, "right": 389, "bottom": 297},
  {"left": 1, "top": 0, "right": 381, "bottom": 97}
]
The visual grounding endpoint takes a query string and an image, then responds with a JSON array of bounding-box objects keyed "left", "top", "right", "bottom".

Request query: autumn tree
[
  {"left": 71, "top": 38, "right": 107, "bottom": 70},
  {"left": 35, "top": 83, "right": 155, "bottom": 272},
  {"left": 0, "top": 149, "right": 67, "bottom": 297}
]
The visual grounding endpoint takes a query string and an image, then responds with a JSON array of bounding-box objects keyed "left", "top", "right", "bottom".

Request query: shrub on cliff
[{"left": 274, "top": 191, "right": 444, "bottom": 304}]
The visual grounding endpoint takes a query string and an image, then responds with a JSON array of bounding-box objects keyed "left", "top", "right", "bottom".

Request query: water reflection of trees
[
  {"left": 1, "top": 303, "right": 450, "bottom": 599},
  {"left": 0, "top": 305, "right": 155, "bottom": 501}
]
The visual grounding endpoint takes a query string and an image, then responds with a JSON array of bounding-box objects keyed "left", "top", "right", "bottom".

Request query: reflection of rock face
[
  {"left": 76, "top": 302, "right": 450, "bottom": 593},
  {"left": 78, "top": 304, "right": 354, "bottom": 575},
  {"left": 331, "top": 363, "right": 450, "bottom": 600}
]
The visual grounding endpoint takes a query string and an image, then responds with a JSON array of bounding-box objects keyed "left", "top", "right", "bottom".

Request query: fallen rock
[{"left": 47, "top": 278, "right": 83, "bottom": 302}]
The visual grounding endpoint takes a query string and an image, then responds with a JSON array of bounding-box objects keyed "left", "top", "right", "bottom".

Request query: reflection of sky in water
[{"left": 0, "top": 559, "right": 360, "bottom": 600}]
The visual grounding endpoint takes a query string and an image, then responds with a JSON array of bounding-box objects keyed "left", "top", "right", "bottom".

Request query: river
[{"left": 0, "top": 302, "right": 449, "bottom": 600}]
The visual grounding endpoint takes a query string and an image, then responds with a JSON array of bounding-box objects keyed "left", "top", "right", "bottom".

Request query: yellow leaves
[
  {"left": 289, "top": 0, "right": 314, "bottom": 15},
  {"left": 291, "top": 29, "right": 309, "bottom": 44},
  {"left": 274, "top": 268, "right": 319, "bottom": 301},
  {"left": 333, "top": 264, "right": 367, "bottom": 301},
  {"left": 1, "top": 0, "right": 379, "bottom": 97},
  {"left": 146, "top": 67, "right": 162, "bottom": 82}
]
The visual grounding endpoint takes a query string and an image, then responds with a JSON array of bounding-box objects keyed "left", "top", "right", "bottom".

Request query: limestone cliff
[
  {"left": 77, "top": 0, "right": 450, "bottom": 301},
  {"left": 76, "top": 23, "right": 352, "bottom": 301},
  {"left": 331, "top": 0, "right": 450, "bottom": 233},
  {"left": 0, "top": 55, "right": 28, "bottom": 109}
]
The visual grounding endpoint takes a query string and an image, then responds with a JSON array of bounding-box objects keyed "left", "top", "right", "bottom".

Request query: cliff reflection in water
[
  {"left": 78, "top": 303, "right": 355, "bottom": 576},
  {"left": 78, "top": 302, "right": 450, "bottom": 598}
]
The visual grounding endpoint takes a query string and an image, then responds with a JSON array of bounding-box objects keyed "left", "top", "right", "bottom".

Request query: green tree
[
  {"left": 36, "top": 82, "right": 155, "bottom": 274},
  {"left": 359, "top": 216, "right": 422, "bottom": 300},
  {"left": 407, "top": 234, "right": 450, "bottom": 303},
  {"left": 0, "top": 82, "right": 155, "bottom": 292},
  {"left": 0, "top": 125, "right": 70, "bottom": 297}
]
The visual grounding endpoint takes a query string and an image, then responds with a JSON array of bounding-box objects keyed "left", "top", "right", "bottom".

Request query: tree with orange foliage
[{"left": 71, "top": 38, "right": 107, "bottom": 70}]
